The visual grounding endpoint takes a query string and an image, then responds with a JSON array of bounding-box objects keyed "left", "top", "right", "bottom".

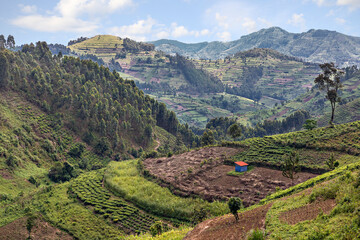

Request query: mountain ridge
[{"left": 151, "top": 27, "right": 360, "bottom": 66}]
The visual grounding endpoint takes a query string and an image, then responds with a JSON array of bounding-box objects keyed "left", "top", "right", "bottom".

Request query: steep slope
[
  {"left": 152, "top": 27, "right": 360, "bottom": 66},
  {"left": 1, "top": 43, "right": 194, "bottom": 154},
  {"left": 0, "top": 44, "right": 197, "bottom": 239}
]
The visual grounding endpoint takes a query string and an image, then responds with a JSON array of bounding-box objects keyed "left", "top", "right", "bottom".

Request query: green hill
[{"left": 67, "top": 35, "right": 324, "bottom": 128}]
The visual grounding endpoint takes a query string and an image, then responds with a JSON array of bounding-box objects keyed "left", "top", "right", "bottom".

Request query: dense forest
[
  {"left": 0, "top": 42, "right": 198, "bottom": 158},
  {"left": 170, "top": 54, "right": 224, "bottom": 94}
]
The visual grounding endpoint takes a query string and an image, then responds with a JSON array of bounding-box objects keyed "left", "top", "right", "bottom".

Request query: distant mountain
[{"left": 151, "top": 27, "right": 360, "bottom": 67}]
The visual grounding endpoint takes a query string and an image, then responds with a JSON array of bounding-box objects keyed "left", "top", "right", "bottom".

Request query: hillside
[
  {"left": 236, "top": 65, "right": 360, "bottom": 127},
  {"left": 152, "top": 27, "right": 360, "bottom": 67},
  {"left": 0, "top": 43, "right": 200, "bottom": 239},
  {"left": 192, "top": 48, "right": 320, "bottom": 104},
  {"left": 68, "top": 35, "right": 324, "bottom": 128},
  {"left": 139, "top": 121, "right": 360, "bottom": 239}
]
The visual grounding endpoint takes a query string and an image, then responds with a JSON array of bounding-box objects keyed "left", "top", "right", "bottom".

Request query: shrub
[
  {"left": 247, "top": 228, "right": 265, "bottom": 240},
  {"left": 6, "top": 155, "right": 18, "bottom": 168},
  {"left": 68, "top": 143, "right": 85, "bottom": 158},
  {"left": 150, "top": 221, "right": 163, "bottom": 237},
  {"left": 228, "top": 197, "right": 242, "bottom": 222}
]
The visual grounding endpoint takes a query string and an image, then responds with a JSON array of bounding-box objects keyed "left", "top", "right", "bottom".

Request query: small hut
[{"left": 235, "top": 161, "right": 248, "bottom": 172}]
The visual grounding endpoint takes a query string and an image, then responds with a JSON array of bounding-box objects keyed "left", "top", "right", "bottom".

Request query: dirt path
[
  {"left": 154, "top": 139, "right": 161, "bottom": 151},
  {"left": 184, "top": 203, "right": 272, "bottom": 240}
]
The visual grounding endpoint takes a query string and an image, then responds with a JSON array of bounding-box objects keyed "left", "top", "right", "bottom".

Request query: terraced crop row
[
  {"left": 229, "top": 121, "right": 360, "bottom": 169},
  {"left": 71, "top": 171, "right": 157, "bottom": 234}
]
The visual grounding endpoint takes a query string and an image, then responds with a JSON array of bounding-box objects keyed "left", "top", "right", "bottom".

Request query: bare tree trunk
[{"left": 331, "top": 102, "right": 335, "bottom": 123}]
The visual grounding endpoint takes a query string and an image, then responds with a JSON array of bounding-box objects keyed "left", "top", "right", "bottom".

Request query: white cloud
[
  {"left": 108, "top": 17, "right": 156, "bottom": 41},
  {"left": 12, "top": 0, "right": 133, "bottom": 33},
  {"left": 242, "top": 18, "right": 257, "bottom": 33},
  {"left": 288, "top": 13, "right": 306, "bottom": 31},
  {"left": 171, "top": 23, "right": 191, "bottom": 38},
  {"left": 335, "top": 17, "right": 346, "bottom": 24},
  {"left": 12, "top": 15, "right": 98, "bottom": 33},
  {"left": 19, "top": 4, "right": 37, "bottom": 14},
  {"left": 200, "top": 29, "right": 210, "bottom": 36},
  {"left": 215, "top": 13, "right": 229, "bottom": 30},
  {"left": 155, "top": 31, "right": 170, "bottom": 39},
  {"left": 56, "top": 0, "right": 133, "bottom": 18},
  {"left": 217, "top": 31, "right": 231, "bottom": 42},
  {"left": 205, "top": 2, "right": 273, "bottom": 41},
  {"left": 312, "top": 0, "right": 327, "bottom": 6},
  {"left": 336, "top": 0, "right": 360, "bottom": 9}
]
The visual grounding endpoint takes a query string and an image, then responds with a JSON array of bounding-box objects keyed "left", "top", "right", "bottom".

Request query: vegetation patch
[
  {"left": 104, "top": 160, "right": 229, "bottom": 222},
  {"left": 71, "top": 170, "right": 157, "bottom": 234}
]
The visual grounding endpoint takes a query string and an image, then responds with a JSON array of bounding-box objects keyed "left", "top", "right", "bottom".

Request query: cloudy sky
[{"left": 1, "top": 0, "right": 360, "bottom": 45}]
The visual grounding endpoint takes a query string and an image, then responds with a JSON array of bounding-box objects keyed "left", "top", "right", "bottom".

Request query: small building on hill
[{"left": 235, "top": 161, "right": 248, "bottom": 172}]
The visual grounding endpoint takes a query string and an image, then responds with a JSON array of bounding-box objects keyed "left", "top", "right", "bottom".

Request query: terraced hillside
[
  {"left": 240, "top": 66, "right": 360, "bottom": 127},
  {"left": 68, "top": 35, "right": 324, "bottom": 128},
  {"left": 193, "top": 48, "right": 320, "bottom": 104},
  {"left": 141, "top": 121, "right": 360, "bottom": 208},
  {"left": 185, "top": 161, "right": 360, "bottom": 239}
]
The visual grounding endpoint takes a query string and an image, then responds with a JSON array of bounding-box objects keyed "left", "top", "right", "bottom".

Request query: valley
[{"left": 1, "top": 26, "right": 360, "bottom": 240}]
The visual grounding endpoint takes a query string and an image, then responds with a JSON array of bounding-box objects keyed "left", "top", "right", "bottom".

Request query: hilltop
[{"left": 152, "top": 27, "right": 360, "bottom": 67}]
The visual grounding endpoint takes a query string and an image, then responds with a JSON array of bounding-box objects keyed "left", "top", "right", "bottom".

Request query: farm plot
[
  {"left": 70, "top": 171, "right": 156, "bottom": 234},
  {"left": 144, "top": 149, "right": 317, "bottom": 206}
]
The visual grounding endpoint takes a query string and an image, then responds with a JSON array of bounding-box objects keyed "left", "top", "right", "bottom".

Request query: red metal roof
[{"left": 235, "top": 161, "right": 248, "bottom": 166}]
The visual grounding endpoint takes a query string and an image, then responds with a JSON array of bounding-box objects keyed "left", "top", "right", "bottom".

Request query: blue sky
[{"left": 1, "top": 0, "right": 360, "bottom": 45}]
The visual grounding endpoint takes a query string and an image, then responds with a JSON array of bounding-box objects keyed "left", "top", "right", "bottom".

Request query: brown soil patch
[
  {"left": 0, "top": 169, "right": 13, "bottom": 180},
  {"left": 144, "top": 147, "right": 317, "bottom": 206},
  {"left": 279, "top": 198, "right": 336, "bottom": 225},
  {"left": 0, "top": 216, "right": 73, "bottom": 240},
  {"left": 184, "top": 203, "right": 272, "bottom": 240}
]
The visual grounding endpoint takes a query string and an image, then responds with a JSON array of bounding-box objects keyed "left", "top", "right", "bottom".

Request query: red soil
[
  {"left": 279, "top": 198, "right": 336, "bottom": 225},
  {"left": 184, "top": 203, "right": 272, "bottom": 240},
  {"left": 0, "top": 216, "right": 73, "bottom": 240},
  {"left": 143, "top": 147, "right": 317, "bottom": 206}
]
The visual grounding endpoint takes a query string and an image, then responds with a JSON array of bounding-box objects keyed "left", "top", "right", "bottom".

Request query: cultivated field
[{"left": 143, "top": 147, "right": 317, "bottom": 206}]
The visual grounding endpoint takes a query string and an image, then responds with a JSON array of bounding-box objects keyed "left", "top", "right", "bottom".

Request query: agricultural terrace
[
  {"left": 104, "top": 160, "right": 229, "bottom": 222},
  {"left": 226, "top": 120, "right": 360, "bottom": 170},
  {"left": 142, "top": 147, "right": 317, "bottom": 206},
  {"left": 71, "top": 170, "right": 157, "bottom": 234},
  {"left": 185, "top": 161, "right": 360, "bottom": 239},
  {"left": 192, "top": 48, "right": 320, "bottom": 101}
]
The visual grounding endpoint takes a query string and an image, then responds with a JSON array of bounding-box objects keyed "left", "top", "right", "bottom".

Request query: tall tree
[
  {"left": 0, "top": 51, "right": 9, "bottom": 88},
  {"left": 228, "top": 123, "right": 242, "bottom": 139},
  {"left": 0, "top": 35, "right": 5, "bottom": 49},
  {"left": 282, "top": 151, "right": 300, "bottom": 183},
  {"left": 314, "top": 63, "right": 344, "bottom": 124},
  {"left": 6, "top": 35, "right": 15, "bottom": 49}
]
